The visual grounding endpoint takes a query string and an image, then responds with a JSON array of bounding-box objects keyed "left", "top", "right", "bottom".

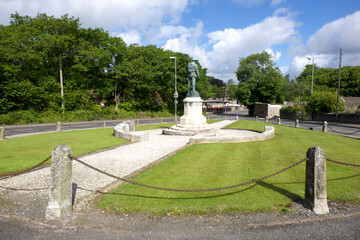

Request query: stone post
[
  {"left": 102, "top": 120, "right": 106, "bottom": 128},
  {"left": 265, "top": 117, "right": 268, "bottom": 123},
  {"left": 305, "top": 146, "right": 329, "bottom": 215},
  {"left": 136, "top": 119, "right": 139, "bottom": 126},
  {"left": 224, "top": 116, "right": 227, "bottom": 120},
  {"left": 322, "top": 121, "right": 328, "bottom": 132},
  {"left": 236, "top": 115, "right": 239, "bottom": 121},
  {"left": 160, "top": 118, "right": 163, "bottom": 124},
  {"left": 255, "top": 116, "right": 258, "bottom": 121},
  {"left": 56, "top": 121, "right": 61, "bottom": 132},
  {"left": 277, "top": 118, "right": 281, "bottom": 125},
  {"left": 0, "top": 127, "right": 5, "bottom": 140},
  {"left": 295, "top": 119, "right": 299, "bottom": 128},
  {"left": 46, "top": 145, "right": 73, "bottom": 220}
]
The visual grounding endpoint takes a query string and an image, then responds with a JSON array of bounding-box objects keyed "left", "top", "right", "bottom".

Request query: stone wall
[
  {"left": 254, "top": 103, "right": 282, "bottom": 118},
  {"left": 312, "top": 113, "right": 360, "bottom": 124}
]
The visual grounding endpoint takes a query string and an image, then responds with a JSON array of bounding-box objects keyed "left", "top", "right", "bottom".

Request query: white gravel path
[{"left": 1, "top": 120, "right": 254, "bottom": 203}]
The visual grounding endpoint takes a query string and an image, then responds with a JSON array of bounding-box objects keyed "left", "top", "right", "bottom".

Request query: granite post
[
  {"left": 45, "top": 145, "right": 73, "bottom": 220},
  {"left": 322, "top": 121, "right": 328, "bottom": 132},
  {"left": 0, "top": 127, "right": 5, "bottom": 140},
  {"left": 56, "top": 122, "right": 61, "bottom": 132},
  {"left": 305, "top": 146, "right": 329, "bottom": 215}
]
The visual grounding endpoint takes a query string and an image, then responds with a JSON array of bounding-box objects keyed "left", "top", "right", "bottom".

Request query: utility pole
[
  {"left": 307, "top": 57, "right": 315, "bottom": 95},
  {"left": 336, "top": 48, "right": 342, "bottom": 121},
  {"left": 59, "top": 58, "right": 64, "bottom": 110}
]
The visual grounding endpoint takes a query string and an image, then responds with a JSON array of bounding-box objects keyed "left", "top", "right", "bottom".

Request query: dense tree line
[
  {"left": 0, "top": 13, "right": 218, "bottom": 116},
  {"left": 295, "top": 65, "right": 360, "bottom": 97},
  {"left": 234, "top": 51, "right": 360, "bottom": 114}
]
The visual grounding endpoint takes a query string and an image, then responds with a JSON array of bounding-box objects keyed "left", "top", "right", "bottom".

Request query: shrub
[{"left": 305, "top": 91, "right": 344, "bottom": 113}]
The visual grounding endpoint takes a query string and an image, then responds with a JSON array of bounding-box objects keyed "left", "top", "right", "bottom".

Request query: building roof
[{"left": 341, "top": 97, "right": 360, "bottom": 103}]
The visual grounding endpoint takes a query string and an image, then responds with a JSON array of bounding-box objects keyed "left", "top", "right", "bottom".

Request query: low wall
[
  {"left": 312, "top": 113, "right": 360, "bottom": 124},
  {"left": 189, "top": 126, "right": 275, "bottom": 144},
  {"left": 254, "top": 104, "right": 282, "bottom": 118},
  {"left": 114, "top": 120, "right": 149, "bottom": 142}
]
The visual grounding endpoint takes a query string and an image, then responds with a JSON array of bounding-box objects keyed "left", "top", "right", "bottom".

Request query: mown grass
[
  {"left": 0, "top": 128, "right": 128, "bottom": 174},
  {"left": 98, "top": 120, "right": 360, "bottom": 215}
]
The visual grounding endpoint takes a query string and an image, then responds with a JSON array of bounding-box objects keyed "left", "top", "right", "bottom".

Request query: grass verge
[
  {"left": 98, "top": 120, "right": 360, "bottom": 215},
  {"left": 0, "top": 128, "right": 127, "bottom": 174}
]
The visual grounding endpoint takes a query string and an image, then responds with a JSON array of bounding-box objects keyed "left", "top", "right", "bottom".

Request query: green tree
[{"left": 235, "top": 51, "right": 286, "bottom": 106}]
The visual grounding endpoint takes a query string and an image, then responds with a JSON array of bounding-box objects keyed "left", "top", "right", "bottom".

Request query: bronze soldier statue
[{"left": 186, "top": 61, "right": 200, "bottom": 97}]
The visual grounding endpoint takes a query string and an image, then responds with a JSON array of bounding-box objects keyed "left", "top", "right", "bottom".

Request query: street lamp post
[
  {"left": 307, "top": 57, "right": 315, "bottom": 96},
  {"left": 170, "top": 57, "right": 178, "bottom": 121}
]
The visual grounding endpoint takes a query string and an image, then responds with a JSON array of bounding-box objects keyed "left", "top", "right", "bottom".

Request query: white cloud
[
  {"left": 307, "top": 11, "right": 360, "bottom": 54},
  {"left": 206, "top": 9, "right": 297, "bottom": 80},
  {"left": 287, "top": 11, "right": 360, "bottom": 79},
  {"left": 0, "top": 0, "right": 188, "bottom": 31},
  {"left": 163, "top": 21, "right": 210, "bottom": 68},
  {"left": 115, "top": 30, "right": 141, "bottom": 45},
  {"left": 265, "top": 48, "right": 282, "bottom": 62}
]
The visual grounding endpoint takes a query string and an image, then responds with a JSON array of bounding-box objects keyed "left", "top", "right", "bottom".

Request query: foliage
[
  {"left": 235, "top": 51, "right": 288, "bottom": 107},
  {"left": 296, "top": 65, "right": 360, "bottom": 98},
  {"left": 280, "top": 105, "right": 305, "bottom": 114},
  {"left": 0, "top": 108, "right": 173, "bottom": 125},
  {"left": 0, "top": 13, "right": 218, "bottom": 117},
  {"left": 305, "top": 91, "right": 344, "bottom": 113}
]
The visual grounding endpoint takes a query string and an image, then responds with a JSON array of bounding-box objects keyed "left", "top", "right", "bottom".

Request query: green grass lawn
[
  {"left": 98, "top": 120, "right": 360, "bottom": 215},
  {"left": 0, "top": 128, "right": 128, "bottom": 174}
]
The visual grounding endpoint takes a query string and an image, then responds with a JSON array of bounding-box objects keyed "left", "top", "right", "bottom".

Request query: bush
[
  {"left": 305, "top": 91, "right": 344, "bottom": 113},
  {"left": 0, "top": 108, "right": 174, "bottom": 125}
]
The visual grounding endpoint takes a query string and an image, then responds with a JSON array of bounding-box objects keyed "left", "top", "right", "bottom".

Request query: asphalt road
[
  {"left": 2, "top": 112, "right": 360, "bottom": 139},
  {"left": 0, "top": 213, "right": 359, "bottom": 240}
]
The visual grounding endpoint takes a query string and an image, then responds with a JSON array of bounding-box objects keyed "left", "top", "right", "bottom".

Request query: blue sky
[{"left": 1, "top": 0, "right": 359, "bottom": 81}]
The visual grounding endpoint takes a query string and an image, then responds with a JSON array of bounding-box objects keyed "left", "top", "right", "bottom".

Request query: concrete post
[
  {"left": 265, "top": 117, "right": 268, "bottom": 123},
  {"left": 102, "top": 120, "right": 106, "bottom": 128},
  {"left": 46, "top": 145, "right": 73, "bottom": 220},
  {"left": 160, "top": 118, "right": 163, "bottom": 124},
  {"left": 207, "top": 115, "right": 210, "bottom": 121},
  {"left": 0, "top": 127, "right": 5, "bottom": 140},
  {"left": 136, "top": 119, "right": 139, "bottom": 126},
  {"left": 236, "top": 115, "right": 239, "bottom": 121},
  {"left": 56, "top": 122, "right": 61, "bottom": 132},
  {"left": 305, "top": 146, "right": 329, "bottom": 215},
  {"left": 224, "top": 116, "right": 227, "bottom": 120},
  {"left": 277, "top": 118, "right": 281, "bottom": 125},
  {"left": 255, "top": 116, "right": 258, "bottom": 121},
  {"left": 322, "top": 121, "right": 328, "bottom": 132},
  {"left": 295, "top": 119, "right": 299, "bottom": 128}
]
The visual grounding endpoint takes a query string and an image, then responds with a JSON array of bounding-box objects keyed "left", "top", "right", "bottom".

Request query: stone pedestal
[{"left": 163, "top": 97, "right": 215, "bottom": 136}]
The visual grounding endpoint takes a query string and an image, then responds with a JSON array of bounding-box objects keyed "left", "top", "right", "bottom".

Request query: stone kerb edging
[
  {"left": 114, "top": 121, "right": 149, "bottom": 142},
  {"left": 189, "top": 126, "right": 275, "bottom": 144}
]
